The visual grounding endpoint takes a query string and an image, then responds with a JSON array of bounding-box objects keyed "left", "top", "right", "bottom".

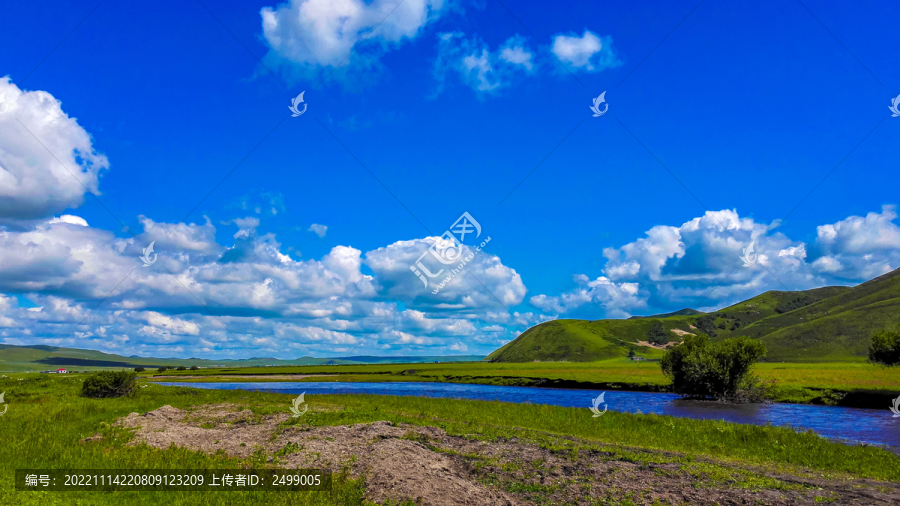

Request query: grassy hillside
[
  {"left": 628, "top": 308, "right": 702, "bottom": 319},
  {"left": 486, "top": 317, "right": 698, "bottom": 362},
  {"left": 730, "top": 268, "right": 900, "bottom": 361},
  {"left": 0, "top": 344, "right": 482, "bottom": 372},
  {"left": 488, "top": 268, "right": 900, "bottom": 363}
]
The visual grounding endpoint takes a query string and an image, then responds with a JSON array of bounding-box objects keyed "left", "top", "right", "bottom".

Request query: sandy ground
[{"left": 114, "top": 404, "right": 900, "bottom": 506}]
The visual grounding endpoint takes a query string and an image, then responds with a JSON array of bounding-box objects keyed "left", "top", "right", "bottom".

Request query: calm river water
[{"left": 159, "top": 381, "right": 900, "bottom": 451}]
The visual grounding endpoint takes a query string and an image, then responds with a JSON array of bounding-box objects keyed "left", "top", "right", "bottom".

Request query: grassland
[
  {"left": 144, "top": 359, "right": 900, "bottom": 408},
  {"left": 1, "top": 373, "right": 898, "bottom": 505},
  {"left": 0, "top": 344, "right": 482, "bottom": 372}
]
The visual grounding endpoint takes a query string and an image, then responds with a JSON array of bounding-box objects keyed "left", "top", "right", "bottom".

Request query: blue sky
[{"left": 0, "top": 0, "right": 898, "bottom": 359}]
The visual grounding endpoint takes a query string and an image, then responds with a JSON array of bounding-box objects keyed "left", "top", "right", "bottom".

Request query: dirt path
[{"left": 115, "top": 404, "right": 900, "bottom": 506}]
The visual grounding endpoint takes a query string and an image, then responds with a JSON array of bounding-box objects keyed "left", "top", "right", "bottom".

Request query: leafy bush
[
  {"left": 176, "top": 366, "right": 186, "bottom": 371},
  {"left": 81, "top": 370, "right": 137, "bottom": 398},
  {"left": 647, "top": 322, "right": 670, "bottom": 345},
  {"left": 693, "top": 315, "right": 718, "bottom": 337},
  {"left": 133, "top": 367, "right": 145, "bottom": 372},
  {"left": 869, "top": 326, "right": 900, "bottom": 366},
  {"left": 660, "top": 334, "right": 766, "bottom": 402},
  {"left": 774, "top": 294, "right": 818, "bottom": 314}
]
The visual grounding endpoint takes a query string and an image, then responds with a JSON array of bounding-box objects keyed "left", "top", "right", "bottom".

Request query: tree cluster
[
  {"left": 660, "top": 334, "right": 767, "bottom": 402},
  {"left": 869, "top": 326, "right": 900, "bottom": 366}
]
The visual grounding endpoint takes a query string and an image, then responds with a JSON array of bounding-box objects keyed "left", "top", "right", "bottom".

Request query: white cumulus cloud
[
  {"left": 308, "top": 223, "right": 327, "bottom": 237},
  {"left": 550, "top": 30, "right": 622, "bottom": 72},
  {"left": 0, "top": 78, "right": 109, "bottom": 220},
  {"left": 261, "top": 0, "right": 448, "bottom": 82}
]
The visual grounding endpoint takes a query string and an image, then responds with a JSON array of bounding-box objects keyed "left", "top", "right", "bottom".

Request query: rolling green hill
[
  {"left": 0, "top": 344, "right": 482, "bottom": 372},
  {"left": 487, "top": 268, "right": 900, "bottom": 363}
]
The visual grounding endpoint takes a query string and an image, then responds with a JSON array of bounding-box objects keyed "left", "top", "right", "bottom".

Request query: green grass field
[
  {"left": 1, "top": 373, "right": 898, "bottom": 505},
  {"left": 145, "top": 359, "right": 900, "bottom": 407}
]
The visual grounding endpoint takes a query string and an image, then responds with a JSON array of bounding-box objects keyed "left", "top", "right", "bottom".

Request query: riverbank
[
  {"left": 144, "top": 360, "right": 900, "bottom": 409},
  {"left": 160, "top": 380, "right": 900, "bottom": 450},
  {"left": 3, "top": 374, "right": 899, "bottom": 505}
]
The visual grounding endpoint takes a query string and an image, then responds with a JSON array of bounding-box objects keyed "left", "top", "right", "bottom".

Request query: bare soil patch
[
  {"left": 636, "top": 340, "right": 674, "bottom": 350},
  {"left": 117, "top": 404, "right": 900, "bottom": 506}
]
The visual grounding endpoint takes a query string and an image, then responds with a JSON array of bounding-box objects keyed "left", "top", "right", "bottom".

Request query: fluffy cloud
[
  {"left": 530, "top": 274, "right": 645, "bottom": 318},
  {"left": 811, "top": 205, "right": 900, "bottom": 280},
  {"left": 594, "top": 207, "right": 900, "bottom": 312},
  {"left": 260, "top": 0, "right": 448, "bottom": 80},
  {"left": 364, "top": 235, "right": 526, "bottom": 308},
  {"left": 308, "top": 223, "right": 327, "bottom": 237},
  {"left": 433, "top": 29, "right": 620, "bottom": 95},
  {"left": 0, "top": 211, "right": 527, "bottom": 357},
  {"left": 0, "top": 78, "right": 109, "bottom": 220},
  {"left": 550, "top": 30, "right": 622, "bottom": 72},
  {"left": 432, "top": 33, "right": 536, "bottom": 95}
]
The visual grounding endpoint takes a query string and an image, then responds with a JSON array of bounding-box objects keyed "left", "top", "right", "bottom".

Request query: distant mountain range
[
  {"left": 487, "top": 267, "right": 900, "bottom": 363},
  {"left": 0, "top": 344, "right": 483, "bottom": 372}
]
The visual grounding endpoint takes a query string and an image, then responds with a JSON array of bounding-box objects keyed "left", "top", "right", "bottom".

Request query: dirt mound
[
  {"left": 117, "top": 405, "right": 900, "bottom": 506},
  {"left": 119, "top": 407, "right": 519, "bottom": 505},
  {"left": 118, "top": 404, "right": 285, "bottom": 458}
]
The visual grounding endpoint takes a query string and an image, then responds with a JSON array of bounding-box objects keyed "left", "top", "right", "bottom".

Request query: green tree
[
  {"left": 190, "top": 365, "right": 199, "bottom": 371},
  {"left": 647, "top": 322, "right": 670, "bottom": 345},
  {"left": 869, "top": 326, "right": 900, "bottom": 366},
  {"left": 176, "top": 366, "right": 186, "bottom": 371},
  {"left": 660, "top": 334, "right": 766, "bottom": 401},
  {"left": 81, "top": 370, "right": 137, "bottom": 398},
  {"left": 133, "top": 367, "right": 145, "bottom": 373},
  {"left": 157, "top": 366, "right": 168, "bottom": 373}
]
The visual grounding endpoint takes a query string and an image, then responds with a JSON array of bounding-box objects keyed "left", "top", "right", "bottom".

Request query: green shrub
[
  {"left": 176, "top": 366, "right": 186, "bottom": 371},
  {"left": 647, "top": 322, "right": 670, "bottom": 345},
  {"left": 133, "top": 367, "right": 145, "bottom": 372},
  {"left": 693, "top": 315, "right": 718, "bottom": 337},
  {"left": 774, "top": 294, "right": 818, "bottom": 314},
  {"left": 869, "top": 326, "right": 900, "bottom": 366},
  {"left": 660, "top": 335, "right": 766, "bottom": 402},
  {"left": 190, "top": 366, "right": 199, "bottom": 371},
  {"left": 81, "top": 370, "right": 137, "bottom": 398}
]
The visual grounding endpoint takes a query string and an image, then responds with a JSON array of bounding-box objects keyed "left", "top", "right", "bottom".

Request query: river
[{"left": 159, "top": 380, "right": 900, "bottom": 451}]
